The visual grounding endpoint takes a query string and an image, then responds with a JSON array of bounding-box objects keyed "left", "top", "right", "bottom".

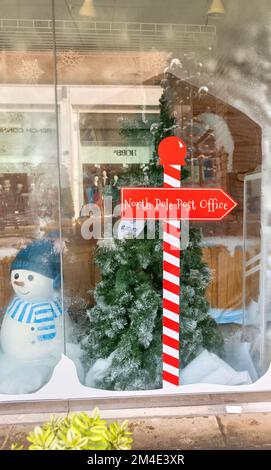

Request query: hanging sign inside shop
[
  {"left": 0, "top": 112, "right": 57, "bottom": 161},
  {"left": 80, "top": 145, "right": 152, "bottom": 165},
  {"left": 120, "top": 136, "right": 238, "bottom": 388},
  {"left": 0, "top": 127, "right": 54, "bottom": 134}
]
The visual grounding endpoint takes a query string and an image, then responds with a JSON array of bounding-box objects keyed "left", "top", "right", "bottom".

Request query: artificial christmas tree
[{"left": 83, "top": 58, "right": 223, "bottom": 391}]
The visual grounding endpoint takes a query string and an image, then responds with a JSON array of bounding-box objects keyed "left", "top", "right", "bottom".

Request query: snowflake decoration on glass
[
  {"left": 6, "top": 112, "right": 24, "bottom": 124},
  {"left": 53, "top": 237, "right": 69, "bottom": 254},
  {"left": 144, "top": 53, "right": 167, "bottom": 76},
  {"left": 0, "top": 145, "right": 7, "bottom": 154},
  {"left": 16, "top": 59, "right": 44, "bottom": 84},
  {"left": 57, "top": 50, "right": 84, "bottom": 69}
]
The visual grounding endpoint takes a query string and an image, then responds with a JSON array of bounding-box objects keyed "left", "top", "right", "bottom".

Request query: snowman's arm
[{"left": 52, "top": 300, "right": 63, "bottom": 318}]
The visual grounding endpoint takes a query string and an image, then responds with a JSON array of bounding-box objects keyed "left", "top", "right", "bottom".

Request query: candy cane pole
[{"left": 158, "top": 137, "right": 187, "bottom": 388}]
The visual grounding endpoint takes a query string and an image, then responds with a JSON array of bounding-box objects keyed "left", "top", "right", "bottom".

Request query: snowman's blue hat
[{"left": 11, "top": 239, "right": 61, "bottom": 289}]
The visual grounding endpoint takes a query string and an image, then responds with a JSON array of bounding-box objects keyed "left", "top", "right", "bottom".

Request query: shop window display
[
  {"left": 79, "top": 112, "right": 156, "bottom": 210},
  {"left": 0, "top": 0, "right": 270, "bottom": 400}
]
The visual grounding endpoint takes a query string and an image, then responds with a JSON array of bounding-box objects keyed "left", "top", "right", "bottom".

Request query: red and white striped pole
[{"left": 158, "top": 137, "right": 187, "bottom": 388}]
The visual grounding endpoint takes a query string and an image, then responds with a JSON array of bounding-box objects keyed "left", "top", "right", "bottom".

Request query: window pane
[
  {"left": 53, "top": 0, "right": 270, "bottom": 393},
  {"left": 0, "top": 0, "right": 270, "bottom": 400},
  {"left": 0, "top": 1, "right": 63, "bottom": 396}
]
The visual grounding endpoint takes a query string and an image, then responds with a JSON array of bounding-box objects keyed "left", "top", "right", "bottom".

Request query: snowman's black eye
[
  {"left": 28, "top": 275, "right": 34, "bottom": 281},
  {"left": 14, "top": 273, "right": 19, "bottom": 280}
]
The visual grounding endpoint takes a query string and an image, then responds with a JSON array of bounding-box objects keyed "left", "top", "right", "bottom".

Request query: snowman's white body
[
  {"left": 1, "top": 314, "right": 63, "bottom": 361},
  {"left": 0, "top": 269, "right": 63, "bottom": 361}
]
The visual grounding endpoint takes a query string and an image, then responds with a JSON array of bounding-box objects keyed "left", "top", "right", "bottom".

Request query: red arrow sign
[
  {"left": 121, "top": 136, "right": 238, "bottom": 389},
  {"left": 121, "top": 187, "right": 237, "bottom": 221}
]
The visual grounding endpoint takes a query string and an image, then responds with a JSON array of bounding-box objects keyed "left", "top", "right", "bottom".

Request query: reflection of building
[
  {"left": 0, "top": 80, "right": 262, "bottom": 310},
  {"left": 0, "top": 77, "right": 261, "bottom": 230},
  {"left": 79, "top": 111, "right": 157, "bottom": 209},
  {"left": 0, "top": 85, "right": 160, "bottom": 219}
]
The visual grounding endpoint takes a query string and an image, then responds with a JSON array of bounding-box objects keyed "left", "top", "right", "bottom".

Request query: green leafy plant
[{"left": 11, "top": 409, "right": 132, "bottom": 450}]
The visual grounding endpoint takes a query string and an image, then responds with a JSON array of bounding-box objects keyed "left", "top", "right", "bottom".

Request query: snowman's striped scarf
[{"left": 6, "top": 297, "right": 62, "bottom": 342}]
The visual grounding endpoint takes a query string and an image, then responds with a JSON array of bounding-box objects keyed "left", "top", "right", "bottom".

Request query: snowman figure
[{"left": 0, "top": 239, "right": 63, "bottom": 361}]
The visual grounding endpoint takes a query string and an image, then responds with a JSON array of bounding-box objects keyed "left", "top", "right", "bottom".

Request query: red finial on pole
[{"left": 158, "top": 136, "right": 187, "bottom": 166}]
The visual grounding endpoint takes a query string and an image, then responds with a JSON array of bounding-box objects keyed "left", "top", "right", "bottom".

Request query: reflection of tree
[
  {"left": 60, "top": 165, "right": 75, "bottom": 219},
  {"left": 119, "top": 116, "right": 157, "bottom": 146}
]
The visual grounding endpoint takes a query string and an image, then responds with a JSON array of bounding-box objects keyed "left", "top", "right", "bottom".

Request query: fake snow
[
  {"left": 181, "top": 349, "right": 252, "bottom": 386},
  {"left": 0, "top": 248, "right": 18, "bottom": 259},
  {"left": 0, "top": 351, "right": 58, "bottom": 394},
  {"left": 85, "top": 353, "right": 114, "bottom": 388},
  {"left": 197, "top": 113, "right": 235, "bottom": 171},
  {"left": 209, "top": 299, "right": 260, "bottom": 325},
  {"left": 97, "top": 238, "right": 118, "bottom": 250},
  {"left": 0, "top": 341, "right": 86, "bottom": 395},
  {"left": 224, "top": 340, "right": 258, "bottom": 383},
  {"left": 0, "top": 311, "right": 85, "bottom": 395},
  {"left": 201, "top": 236, "right": 258, "bottom": 257}
]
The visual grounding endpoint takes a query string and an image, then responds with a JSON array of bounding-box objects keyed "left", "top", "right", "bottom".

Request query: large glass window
[
  {"left": 0, "top": 1, "right": 62, "bottom": 395},
  {"left": 0, "top": 0, "right": 270, "bottom": 398}
]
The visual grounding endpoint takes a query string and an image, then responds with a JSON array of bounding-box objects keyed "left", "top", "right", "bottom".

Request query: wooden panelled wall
[{"left": 0, "top": 239, "right": 259, "bottom": 320}]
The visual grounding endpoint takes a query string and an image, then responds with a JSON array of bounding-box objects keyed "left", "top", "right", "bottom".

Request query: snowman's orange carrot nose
[{"left": 14, "top": 281, "right": 24, "bottom": 287}]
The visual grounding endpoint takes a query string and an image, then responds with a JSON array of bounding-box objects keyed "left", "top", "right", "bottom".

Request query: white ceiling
[
  {"left": 0, "top": 0, "right": 217, "bottom": 53},
  {"left": 0, "top": 0, "right": 269, "bottom": 53},
  {"left": 0, "top": 1, "right": 209, "bottom": 24},
  {"left": 0, "top": 1, "right": 268, "bottom": 27}
]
